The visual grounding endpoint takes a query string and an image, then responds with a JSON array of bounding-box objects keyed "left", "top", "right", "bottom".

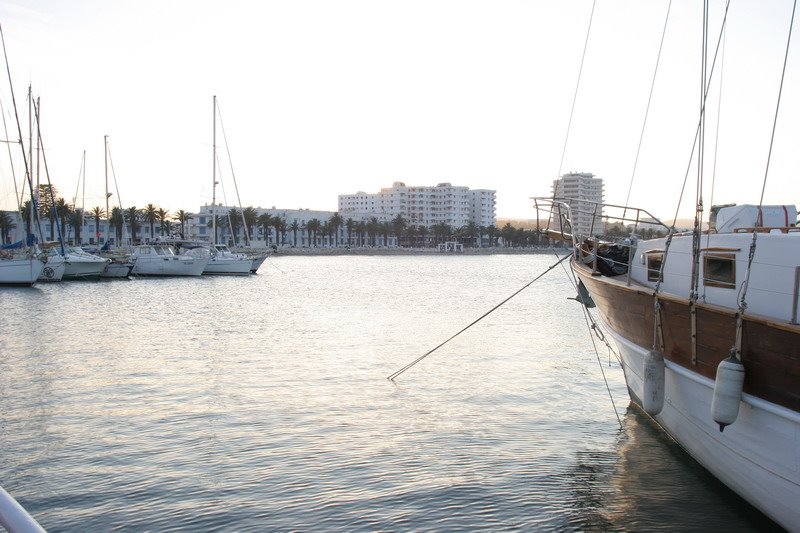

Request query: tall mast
[
  {"left": 212, "top": 95, "right": 217, "bottom": 245},
  {"left": 104, "top": 135, "right": 109, "bottom": 243},
  {"left": 28, "top": 85, "right": 34, "bottom": 238}
]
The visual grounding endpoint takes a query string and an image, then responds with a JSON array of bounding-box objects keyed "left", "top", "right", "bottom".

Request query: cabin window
[
  {"left": 704, "top": 253, "right": 736, "bottom": 289},
  {"left": 647, "top": 253, "right": 663, "bottom": 282}
]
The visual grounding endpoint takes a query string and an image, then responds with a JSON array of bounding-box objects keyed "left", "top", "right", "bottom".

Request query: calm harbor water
[{"left": 0, "top": 254, "right": 778, "bottom": 531}]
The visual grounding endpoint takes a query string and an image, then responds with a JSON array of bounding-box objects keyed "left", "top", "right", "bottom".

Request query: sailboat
[
  {"left": 203, "top": 95, "right": 254, "bottom": 275},
  {"left": 534, "top": 5, "right": 800, "bottom": 530},
  {"left": 96, "top": 136, "right": 134, "bottom": 278},
  {"left": 0, "top": 41, "right": 45, "bottom": 286}
]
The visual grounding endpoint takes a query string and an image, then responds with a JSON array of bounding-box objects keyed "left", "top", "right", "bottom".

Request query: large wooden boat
[{"left": 551, "top": 201, "right": 800, "bottom": 530}]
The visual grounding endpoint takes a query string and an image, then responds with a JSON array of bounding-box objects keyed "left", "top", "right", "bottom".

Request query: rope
[
  {"left": 623, "top": 0, "right": 673, "bottom": 213},
  {"left": 733, "top": 0, "right": 797, "bottom": 359},
  {"left": 555, "top": 0, "right": 597, "bottom": 182},
  {"left": 553, "top": 247, "right": 623, "bottom": 428},
  {"left": 387, "top": 253, "right": 570, "bottom": 381}
]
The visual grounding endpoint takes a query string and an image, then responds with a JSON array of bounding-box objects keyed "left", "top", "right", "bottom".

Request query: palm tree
[
  {"left": 173, "top": 210, "right": 192, "bottom": 239},
  {"left": 156, "top": 208, "right": 170, "bottom": 237},
  {"left": 463, "top": 221, "right": 479, "bottom": 247},
  {"left": 243, "top": 207, "right": 258, "bottom": 244},
  {"left": 125, "top": 206, "right": 141, "bottom": 244},
  {"left": 417, "top": 225, "right": 429, "bottom": 247},
  {"left": 257, "top": 213, "right": 273, "bottom": 245},
  {"left": 55, "top": 198, "right": 71, "bottom": 243},
  {"left": 289, "top": 220, "right": 300, "bottom": 247},
  {"left": 0, "top": 211, "right": 16, "bottom": 244},
  {"left": 356, "top": 220, "right": 366, "bottom": 246},
  {"left": 207, "top": 215, "right": 226, "bottom": 243},
  {"left": 306, "top": 218, "right": 321, "bottom": 247},
  {"left": 329, "top": 212, "right": 343, "bottom": 247},
  {"left": 271, "top": 216, "right": 283, "bottom": 247},
  {"left": 68, "top": 208, "right": 84, "bottom": 245},
  {"left": 500, "top": 222, "right": 515, "bottom": 247},
  {"left": 345, "top": 218, "right": 355, "bottom": 246},
  {"left": 391, "top": 214, "right": 407, "bottom": 247},
  {"left": 300, "top": 222, "right": 307, "bottom": 246},
  {"left": 142, "top": 203, "right": 158, "bottom": 241},
  {"left": 367, "top": 217, "right": 378, "bottom": 246},
  {"left": 110, "top": 206, "right": 124, "bottom": 244},
  {"left": 89, "top": 206, "right": 105, "bottom": 244},
  {"left": 227, "top": 208, "right": 242, "bottom": 245},
  {"left": 404, "top": 224, "right": 417, "bottom": 247},
  {"left": 485, "top": 225, "right": 498, "bottom": 247},
  {"left": 277, "top": 218, "right": 287, "bottom": 246},
  {"left": 19, "top": 200, "right": 33, "bottom": 239},
  {"left": 379, "top": 221, "right": 391, "bottom": 247}
]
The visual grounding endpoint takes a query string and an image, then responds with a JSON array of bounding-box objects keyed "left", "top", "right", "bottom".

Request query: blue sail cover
[{"left": 1, "top": 234, "right": 37, "bottom": 250}]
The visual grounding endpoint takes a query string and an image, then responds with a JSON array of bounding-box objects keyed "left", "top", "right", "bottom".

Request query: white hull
[
  {"left": 0, "top": 257, "right": 45, "bottom": 286},
  {"left": 132, "top": 256, "right": 208, "bottom": 277},
  {"left": 604, "top": 316, "right": 800, "bottom": 530},
  {"left": 100, "top": 262, "right": 133, "bottom": 278},
  {"left": 203, "top": 257, "right": 252, "bottom": 275},
  {"left": 37, "top": 255, "right": 65, "bottom": 282},
  {"left": 249, "top": 254, "right": 268, "bottom": 273},
  {"left": 63, "top": 256, "right": 108, "bottom": 280}
]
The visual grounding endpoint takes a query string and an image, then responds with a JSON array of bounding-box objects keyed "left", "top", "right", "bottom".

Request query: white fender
[
  {"left": 642, "top": 349, "right": 665, "bottom": 415},
  {"left": 711, "top": 354, "right": 745, "bottom": 432}
]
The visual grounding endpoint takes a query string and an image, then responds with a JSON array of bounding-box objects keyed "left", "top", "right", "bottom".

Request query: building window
[
  {"left": 704, "top": 253, "right": 736, "bottom": 289},
  {"left": 646, "top": 252, "right": 663, "bottom": 282}
]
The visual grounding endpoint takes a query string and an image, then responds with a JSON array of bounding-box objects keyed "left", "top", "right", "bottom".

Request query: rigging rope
[
  {"left": 387, "top": 253, "right": 570, "bottom": 381},
  {"left": 215, "top": 101, "right": 250, "bottom": 247},
  {"left": 733, "top": 0, "right": 797, "bottom": 359},
  {"left": 554, "top": 248, "right": 623, "bottom": 429},
  {"left": 623, "top": 0, "right": 673, "bottom": 213},
  {"left": 553, "top": 0, "right": 597, "bottom": 194},
  {"left": 704, "top": 22, "right": 726, "bottom": 301}
]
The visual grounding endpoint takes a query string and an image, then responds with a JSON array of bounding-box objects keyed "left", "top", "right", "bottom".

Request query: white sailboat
[
  {"left": 0, "top": 249, "right": 45, "bottom": 286},
  {"left": 205, "top": 95, "right": 254, "bottom": 275},
  {"left": 130, "top": 243, "right": 208, "bottom": 276},
  {"left": 532, "top": 4, "right": 800, "bottom": 529}
]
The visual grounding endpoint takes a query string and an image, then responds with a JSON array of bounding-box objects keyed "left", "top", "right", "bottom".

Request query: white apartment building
[
  {"left": 551, "top": 172, "right": 604, "bottom": 237},
  {"left": 338, "top": 182, "right": 496, "bottom": 229}
]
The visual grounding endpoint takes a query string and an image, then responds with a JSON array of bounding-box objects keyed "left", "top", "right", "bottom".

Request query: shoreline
[{"left": 268, "top": 246, "right": 567, "bottom": 257}]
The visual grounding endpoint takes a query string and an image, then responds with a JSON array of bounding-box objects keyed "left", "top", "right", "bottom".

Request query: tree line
[{"left": 1, "top": 187, "right": 665, "bottom": 247}]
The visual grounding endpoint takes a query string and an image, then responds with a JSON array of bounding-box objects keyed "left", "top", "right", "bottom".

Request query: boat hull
[
  {"left": 37, "top": 256, "right": 65, "bottom": 282},
  {"left": 63, "top": 256, "right": 108, "bottom": 280},
  {"left": 100, "top": 262, "right": 133, "bottom": 278},
  {"left": 132, "top": 257, "right": 208, "bottom": 277},
  {"left": 0, "top": 257, "right": 44, "bottom": 286},
  {"left": 203, "top": 257, "right": 252, "bottom": 275},
  {"left": 575, "top": 264, "right": 800, "bottom": 530}
]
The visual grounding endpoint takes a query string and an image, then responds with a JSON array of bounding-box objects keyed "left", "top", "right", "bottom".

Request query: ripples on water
[{"left": 0, "top": 255, "right": 778, "bottom": 531}]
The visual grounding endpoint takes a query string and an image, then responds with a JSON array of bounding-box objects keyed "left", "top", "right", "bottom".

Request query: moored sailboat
[{"left": 540, "top": 200, "right": 800, "bottom": 530}]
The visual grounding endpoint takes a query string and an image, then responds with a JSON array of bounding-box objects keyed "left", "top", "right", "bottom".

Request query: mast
[
  {"left": 212, "top": 95, "right": 217, "bottom": 246},
  {"left": 104, "top": 135, "right": 109, "bottom": 245},
  {"left": 28, "top": 85, "right": 34, "bottom": 241},
  {"left": 0, "top": 24, "right": 40, "bottom": 251}
]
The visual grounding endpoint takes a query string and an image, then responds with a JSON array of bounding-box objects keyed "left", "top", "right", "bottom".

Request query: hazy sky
[{"left": 0, "top": 0, "right": 797, "bottom": 221}]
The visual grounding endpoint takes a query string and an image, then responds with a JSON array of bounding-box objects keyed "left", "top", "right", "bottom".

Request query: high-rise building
[
  {"left": 338, "top": 182, "right": 496, "bottom": 228},
  {"left": 551, "top": 172, "right": 604, "bottom": 237}
]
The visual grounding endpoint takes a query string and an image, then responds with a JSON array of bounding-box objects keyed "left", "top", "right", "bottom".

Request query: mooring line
[
  {"left": 551, "top": 247, "right": 623, "bottom": 429},
  {"left": 387, "top": 253, "right": 571, "bottom": 381}
]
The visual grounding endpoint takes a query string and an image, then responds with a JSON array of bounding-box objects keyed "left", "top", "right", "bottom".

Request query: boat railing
[
  {"left": 0, "top": 485, "right": 45, "bottom": 532},
  {"left": 532, "top": 197, "right": 674, "bottom": 284}
]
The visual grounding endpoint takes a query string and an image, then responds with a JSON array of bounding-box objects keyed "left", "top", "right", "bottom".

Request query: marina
[
  {"left": 0, "top": 255, "right": 779, "bottom": 531},
  {"left": 1, "top": 1, "right": 800, "bottom": 530}
]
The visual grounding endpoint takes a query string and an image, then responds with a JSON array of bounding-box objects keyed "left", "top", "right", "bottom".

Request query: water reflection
[{"left": 566, "top": 405, "right": 781, "bottom": 531}]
